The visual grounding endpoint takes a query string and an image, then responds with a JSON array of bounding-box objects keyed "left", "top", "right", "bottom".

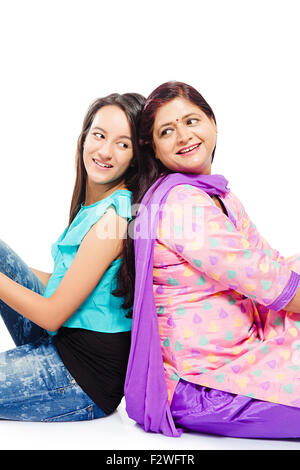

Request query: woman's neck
[{"left": 84, "top": 180, "right": 127, "bottom": 206}]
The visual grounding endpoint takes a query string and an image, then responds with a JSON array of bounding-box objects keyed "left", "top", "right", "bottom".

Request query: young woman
[
  {"left": 125, "top": 81, "right": 300, "bottom": 438},
  {"left": 0, "top": 91, "right": 145, "bottom": 421}
]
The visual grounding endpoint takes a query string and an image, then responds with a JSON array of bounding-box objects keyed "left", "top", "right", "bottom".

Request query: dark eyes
[
  {"left": 186, "top": 118, "right": 198, "bottom": 125},
  {"left": 119, "top": 142, "right": 129, "bottom": 149},
  {"left": 161, "top": 128, "right": 173, "bottom": 137},
  {"left": 92, "top": 133, "right": 130, "bottom": 149},
  {"left": 160, "top": 117, "right": 199, "bottom": 137},
  {"left": 93, "top": 132, "right": 104, "bottom": 139}
]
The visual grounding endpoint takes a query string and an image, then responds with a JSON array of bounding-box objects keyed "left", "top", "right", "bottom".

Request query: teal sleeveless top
[{"left": 43, "top": 190, "right": 132, "bottom": 335}]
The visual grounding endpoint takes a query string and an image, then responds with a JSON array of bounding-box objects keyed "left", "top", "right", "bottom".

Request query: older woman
[{"left": 125, "top": 81, "right": 300, "bottom": 438}]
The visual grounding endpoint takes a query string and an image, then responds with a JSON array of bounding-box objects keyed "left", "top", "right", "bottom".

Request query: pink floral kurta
[{"left": 153, "top": 184, "right": 300, "bottom": 407}]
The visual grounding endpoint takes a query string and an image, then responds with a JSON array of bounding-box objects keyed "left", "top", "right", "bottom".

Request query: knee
[
  {"left": 0, "top": 239, "right": 17, "bottom": 257},
  {"left": 0, "top": 240, "right": 16, "bottom": 272},
  {"left": 0, "top": 239, "right": 10, "bottom": 253}
]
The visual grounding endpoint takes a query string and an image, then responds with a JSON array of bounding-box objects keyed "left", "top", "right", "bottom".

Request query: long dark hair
[
  {"left": 117, "top": 81, "right": 218, "bottom": 316},
  {"left": 69, "top": 93, "right": 147, "bottom": 313},
  {"left": 69, "top": 93, "right": 146, "bottom": 224}
]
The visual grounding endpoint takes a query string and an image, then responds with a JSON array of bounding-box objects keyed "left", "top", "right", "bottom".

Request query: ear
[{"left": 209, "top": 117, "right": 218, "bottom": 135}]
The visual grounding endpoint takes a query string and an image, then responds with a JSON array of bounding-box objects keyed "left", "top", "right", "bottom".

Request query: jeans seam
[
  {"left": 42, "top": 404, "right": 95, "bottom": 422},
  {"left": 0, "top": 383, "right": 78, "bottom": 407}
]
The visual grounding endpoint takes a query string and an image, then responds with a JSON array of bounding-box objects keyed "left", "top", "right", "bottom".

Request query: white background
[{"left": 0, "top": 0, "right": 300, "bottom": 450}]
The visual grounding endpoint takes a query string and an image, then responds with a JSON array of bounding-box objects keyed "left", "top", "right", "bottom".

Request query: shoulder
[
  {"left": 224, "top": 190, "right": 242, "bottom": 205},
  {"left": 106, "top": 189, "right": 132, "bottom": 220},
  {"left": 223, "top": 190, "right": 246, "bottom": 219},
  {"left": 75, "top": 207, "right": 125, "bottom": 266},
  {"left": 90, "top": 207, "right": 128, "bottom": 243},
  {"left": 164, "top": 184, "right": 213, "bottom": 206}
]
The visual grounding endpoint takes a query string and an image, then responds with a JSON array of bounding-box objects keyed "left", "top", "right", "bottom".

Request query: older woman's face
[{"left": 152, "top": 97, "right": 217, "bottom": 175}]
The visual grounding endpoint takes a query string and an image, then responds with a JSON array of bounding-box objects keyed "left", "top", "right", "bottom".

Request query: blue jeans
[{"left": 0, "top": 240, "right": 106, "bottom": 421}]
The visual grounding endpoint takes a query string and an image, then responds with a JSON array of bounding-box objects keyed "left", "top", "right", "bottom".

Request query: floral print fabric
[{"left": 153, "top": 184, "right": 300, "bottom": 407}]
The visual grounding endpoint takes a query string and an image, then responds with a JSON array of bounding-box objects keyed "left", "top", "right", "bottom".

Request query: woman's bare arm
[{"left": 0, "top": 208, "right": 127, "bottom": 331}]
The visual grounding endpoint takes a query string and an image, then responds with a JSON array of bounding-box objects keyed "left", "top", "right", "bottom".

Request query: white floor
[
  {"left": 0, "top": 320, "right": 300, "bottom": 451},
  {"left": 1, "top": 399, "right": 300, "bottom": 451}
]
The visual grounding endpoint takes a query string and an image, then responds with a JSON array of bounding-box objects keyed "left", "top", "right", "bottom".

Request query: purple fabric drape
[
  {"left": 170, "top": 379, "right": 300, "bottom": 439},
  {"left": 124, "top": 173, "right": 230, "bottom": 437}
]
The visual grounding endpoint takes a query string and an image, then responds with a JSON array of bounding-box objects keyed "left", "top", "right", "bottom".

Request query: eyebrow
[
  {"left": 91, "top": 126, "right": 132, "bottom": 140},
  {"left": 157, "top": 113, "right": 202, "bottom": 133}
]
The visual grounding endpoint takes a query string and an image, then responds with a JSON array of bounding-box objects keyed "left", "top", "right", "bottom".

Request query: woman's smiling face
[
  {"left": 152, "top": 97, "right": 217, "bottom": 175},
  {"left": 83, "top": 105, "right": 133, "bottom": 190}
]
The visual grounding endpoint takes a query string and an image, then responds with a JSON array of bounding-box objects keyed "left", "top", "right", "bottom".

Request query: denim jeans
[{"left": 0, "top": 239, "right": 106, "bottom": 421}]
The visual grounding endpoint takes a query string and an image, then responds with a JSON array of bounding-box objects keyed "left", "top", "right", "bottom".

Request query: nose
[
  {"left": 97, "top": 141, "right": 112, "bottom": 160},
  {"left": 176, "top": 124, "right": 192, "bottom": 144}
]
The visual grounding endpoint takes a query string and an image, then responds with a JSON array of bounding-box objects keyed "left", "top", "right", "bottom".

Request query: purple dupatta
[{"left": 124, "top": 173, "right": 230, "bottom": 437}]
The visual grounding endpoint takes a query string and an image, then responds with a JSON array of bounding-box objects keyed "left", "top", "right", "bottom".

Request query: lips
[
  {"left": 176, "top": 143, "right": 201, "bottom": 155},
  {"left": 92, "top": 158, "right": 113, "bottom": 168}
]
